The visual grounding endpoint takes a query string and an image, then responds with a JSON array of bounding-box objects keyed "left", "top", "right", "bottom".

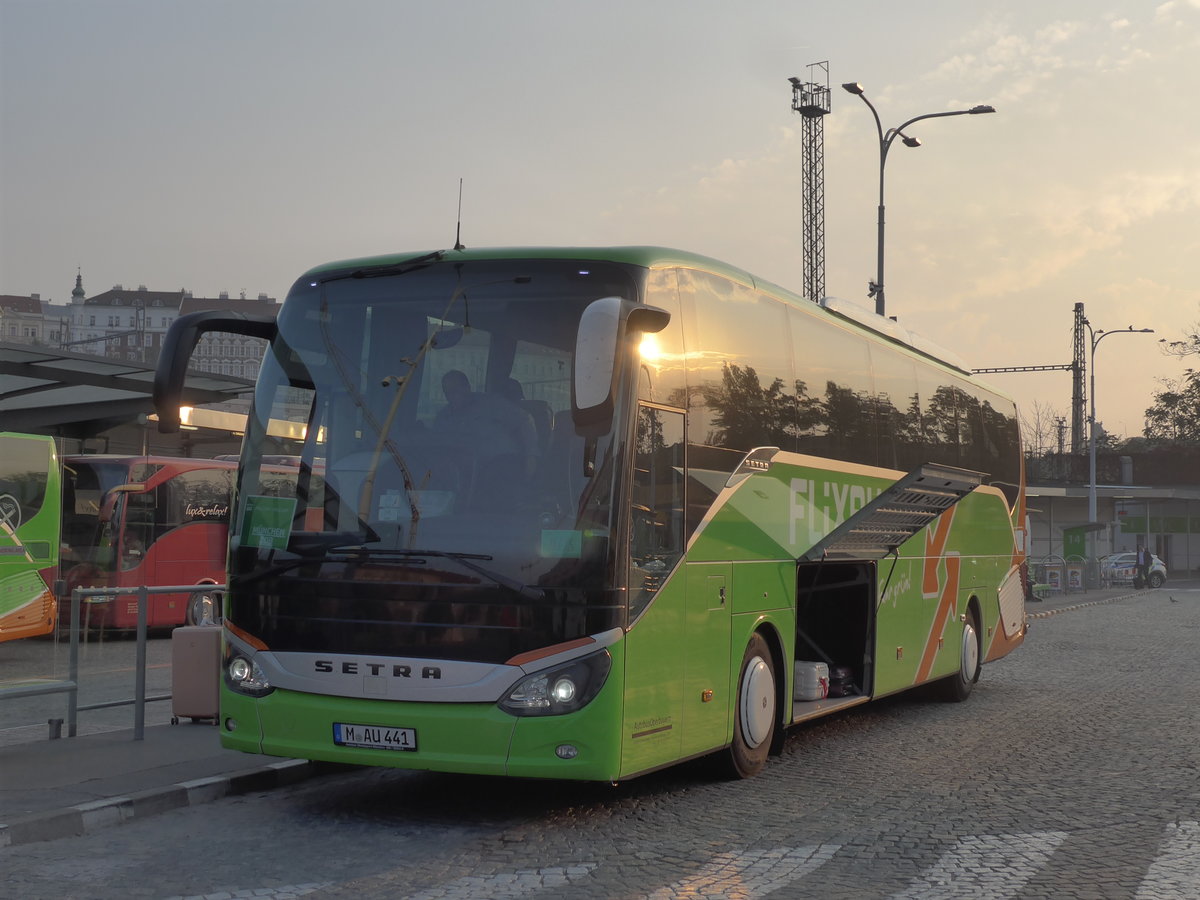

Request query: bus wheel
[
  {"left": 188, "top": 587, "right": 222, "bottom": 626},
  {"left": 724, "top": 633, "right": 777, "bottom": 779},
  {"left": 936, "top": 608, "right": 981, "bottom": 703}
]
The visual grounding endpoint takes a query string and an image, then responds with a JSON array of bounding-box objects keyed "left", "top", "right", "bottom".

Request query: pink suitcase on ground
[{"left": 171, "top": 625, "right": 222, "bottom": 723}]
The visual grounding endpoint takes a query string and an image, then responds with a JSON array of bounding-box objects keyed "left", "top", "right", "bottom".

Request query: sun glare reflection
[{"left": 639, "top": 334, "right": 662, "bottom": 361}]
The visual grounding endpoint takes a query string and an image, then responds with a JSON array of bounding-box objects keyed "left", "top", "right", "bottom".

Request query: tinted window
[
  {"left": 0, "top": 436, "right": 52, "bottom": 526},
  {"left": 629, "top": 405, "right": 685, "bottom": 619},
  {"left": 914, "top": 368, "right": 1020, "bottom": 505},
  {"left": 790, "top": 307, "right": 876, "bottom": 465},
  {"left": 639, "top": 268, "right": 688, "bottom": 408},
  {"left": 681, "top": 269, "right": 795, "bottom": 452},
  {"left": 870, "top": 345, "right": 922, "bottom": 471},
  {"left": 61, "top": 460, "right": 132, "bottom": 568}
]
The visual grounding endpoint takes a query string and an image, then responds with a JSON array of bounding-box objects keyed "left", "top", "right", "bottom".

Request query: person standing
[{"left": 1136, "top": 543, "right": 1151, "bottom": 588}]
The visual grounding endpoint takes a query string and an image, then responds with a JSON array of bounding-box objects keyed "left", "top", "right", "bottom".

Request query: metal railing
[
  {"left": 0, "top": 580, "right": 224, "bottom": 741},
  {"left": 1031, "top": 555, "right": 1100, "bottom": 595}
]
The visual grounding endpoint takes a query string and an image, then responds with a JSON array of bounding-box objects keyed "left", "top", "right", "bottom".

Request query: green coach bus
[
  {"left": 0, "top": 432, "right": 61, "bottom": 642},
  {"left": 154, "top": 246, "right": 1027, "bottom": 781}
]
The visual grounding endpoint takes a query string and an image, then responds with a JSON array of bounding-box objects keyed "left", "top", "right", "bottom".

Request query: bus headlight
[
  {"left": 224, "top": 653, "right": 274, "bottom": 697},
  {"left": 499, "top": 650, "right": 611, "bottom": 717}
]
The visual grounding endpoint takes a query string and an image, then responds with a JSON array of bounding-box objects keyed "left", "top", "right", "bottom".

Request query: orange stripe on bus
[
  {"left": 922, "top": 511, "right": 955, "bottom": 596},
  {"left": 916, "top": 555, "right": 961, "bottom": 683},
  {"left": 506, "top": 636, "right": 595, "bottom": 667},
  {"left": 224, "top": 619, "right": 269, "bottom": 651}
]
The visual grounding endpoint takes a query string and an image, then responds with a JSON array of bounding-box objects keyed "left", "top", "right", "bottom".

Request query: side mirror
[
  {"left": 98, "top": 483, "right": 145, "bottom": 524},
  {"left": 572, "top": 297, "right": 670, "bottom": 433},
  {"left": 154, "top": 310, "right": 277, "bottom": 432}
]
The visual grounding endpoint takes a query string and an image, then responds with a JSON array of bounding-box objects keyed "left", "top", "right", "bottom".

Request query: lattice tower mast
[
  {"left": 1071, "top": 301, "right": 1087, "bottom": 453},
  {"left": 972, "top": 303, "right": 1089, "bottom": 446},
  {"left": 790, "top": 62, "right": 832, "bottom": 303}
]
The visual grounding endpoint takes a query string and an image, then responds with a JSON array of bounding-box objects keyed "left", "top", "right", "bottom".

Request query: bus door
[
  {"left": 100, "top": 486, "right": 154, "bottom": 627},
  {"left": 622, "top": 404, "right": 687, "bottom": 770},
  {"left": 117, "top": 488, "right": 164, "bottom": 624},
  {"left": 629, "top": 403, "right": 729, "bottom": 758}
]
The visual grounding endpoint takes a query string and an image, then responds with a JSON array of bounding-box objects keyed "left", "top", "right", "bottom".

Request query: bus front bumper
[{"left": 218, "top": 682, "right": 624, "bottom": 781}]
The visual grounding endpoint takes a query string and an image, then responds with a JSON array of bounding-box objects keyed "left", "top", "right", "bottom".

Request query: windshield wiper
[
  {"left": 236, "top": 531, "right": 382, "bottom": 582},
  {"left": 287, "top": 530, "right": 380, "bottom": 555},
  {"left": 317, "top": 250, "right": 447, "bottom": 285},
  {"left": 415, "top": 550, "right": 545, "bottom": 602}
]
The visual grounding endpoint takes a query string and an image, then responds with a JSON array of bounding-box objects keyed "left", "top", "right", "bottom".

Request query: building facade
[
  {"left": 2, "top": 271, "right": 276, "bottom": 378},
  {"left": 0, "top": 294, "right": 52, "bottom": 344},
  {"left": 1028, "top": 477, "right": 1200, "bottom": 578}
]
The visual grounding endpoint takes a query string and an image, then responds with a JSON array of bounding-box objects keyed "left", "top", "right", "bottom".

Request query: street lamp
[
  {"left": 841, "top": 82, "right": 995, "bottom": 317},
  {"left": 1085, "top": 320, "right": 1154, "bottom": 560}
]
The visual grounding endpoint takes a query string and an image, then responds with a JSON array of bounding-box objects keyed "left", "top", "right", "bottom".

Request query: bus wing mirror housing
[
  {"left": 572, "top": 297, "right": 670, "bottom": 432},
  {"left": 153, "top": 310, "right": 277, "bottom": 433},
  {"left": 98, "top": 484, "right": 145, "bottom": 524}
]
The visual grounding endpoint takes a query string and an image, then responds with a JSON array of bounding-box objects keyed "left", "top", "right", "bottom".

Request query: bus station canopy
[{"left": 0, "top": 342, "right": 254, "bottom": 436}]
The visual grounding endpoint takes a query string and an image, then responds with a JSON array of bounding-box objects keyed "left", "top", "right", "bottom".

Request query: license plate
[{"left": 332, "top": 722, "right": 417, "bottom": 751}]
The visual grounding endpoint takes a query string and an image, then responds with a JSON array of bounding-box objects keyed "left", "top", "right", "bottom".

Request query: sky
[{"left": 3, "top": 0, "right": 1199, "bottom": 442}]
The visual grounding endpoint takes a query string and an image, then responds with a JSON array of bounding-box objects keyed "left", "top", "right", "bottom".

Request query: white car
[{"left": 1102, "top": 552, "right": 1167, "bottom": 588}]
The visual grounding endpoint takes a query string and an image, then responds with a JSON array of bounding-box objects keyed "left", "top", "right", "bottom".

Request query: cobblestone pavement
[{"left": 3, "top": 589, "right": 1198, "bottom": 899}]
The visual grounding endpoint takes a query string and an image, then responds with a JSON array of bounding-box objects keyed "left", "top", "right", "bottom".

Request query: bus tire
[
  {"left": 936, "top": 607, "right": 981, "bottom": 703},
  {"left": 723, "top": 632, "right": 777, "bottom": 779}
]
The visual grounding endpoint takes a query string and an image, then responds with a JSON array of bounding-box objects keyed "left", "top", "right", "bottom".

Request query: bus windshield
[
  {"left": 233, "top": 258, "right": 640, "bottom": 662},
  {"left": 61, "top": 459, "right": 149, "bottom": 573}
]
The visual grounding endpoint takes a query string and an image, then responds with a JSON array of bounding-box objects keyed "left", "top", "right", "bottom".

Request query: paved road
[{"left": 3, "top": 587, "right": 1198, "bottom": 899}]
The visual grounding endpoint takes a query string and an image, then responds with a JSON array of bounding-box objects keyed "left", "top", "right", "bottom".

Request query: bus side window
[{"left": 629, "top": 404, "right": 685, "bottom": 619}]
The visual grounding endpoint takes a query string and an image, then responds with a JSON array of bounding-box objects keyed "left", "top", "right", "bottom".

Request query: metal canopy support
[{"left": 801, "top": 463, "right": 985, "bottom": 562}]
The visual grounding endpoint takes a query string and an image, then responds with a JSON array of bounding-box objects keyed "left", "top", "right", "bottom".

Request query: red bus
[{"left": 60, "top": 456, "right": 236, "bottom": 630}]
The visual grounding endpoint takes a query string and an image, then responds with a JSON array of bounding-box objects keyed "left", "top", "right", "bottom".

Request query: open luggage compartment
[
  {"left": 789, "top": 464, "right": 984, "bottom": 723},
  {"left": 791, "top": 561, "right": 875, "bottom": 723}
]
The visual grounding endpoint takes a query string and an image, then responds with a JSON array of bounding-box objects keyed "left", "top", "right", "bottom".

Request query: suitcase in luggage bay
[
  {"left": 827, "top": 665, "right": 857, "bottom": 698},
  {"left": 793, "top": 661, "right": 829, "bottom": 701}
]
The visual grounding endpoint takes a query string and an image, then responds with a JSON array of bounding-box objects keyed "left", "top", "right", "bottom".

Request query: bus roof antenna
[{"left": 453, "top": 178, "right": 466, "bottom": 250}]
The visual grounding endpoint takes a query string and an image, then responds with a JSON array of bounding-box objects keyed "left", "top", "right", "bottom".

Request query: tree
[
  {"left": 1143, "top": 372, "right": 1200, "bottom": 443},
  {"left": 1139, "top": 313, "right": 1200, "bottom": 444},
  {"left": 1093, "top": 422, "right": 1122, "bottom": 452},
  {"left": 1161, "top": 324, "right": 1200, "bottom": 361},
  {"left": 1019, "top": 400, "right": 1066, "bottom": 457},
  {"left": 700, "top": 363, "right": 821, "bottom": 449}
]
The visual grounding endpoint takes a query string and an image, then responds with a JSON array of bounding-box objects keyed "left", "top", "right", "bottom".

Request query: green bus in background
[
  {"left": 0, "top": 432, "right": 61, "bottom": 642},
  {"left": 154, "top": 246, "right": 1028, "bottom": 781}
]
